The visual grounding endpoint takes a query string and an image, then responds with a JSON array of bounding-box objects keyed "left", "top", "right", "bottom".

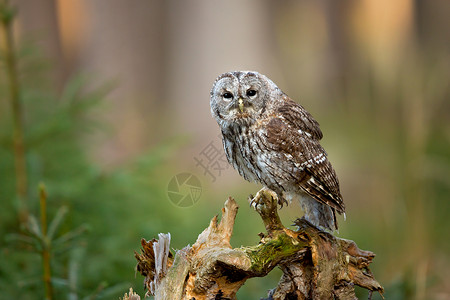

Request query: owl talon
[
  {"left": 249, "top": 195, "right": 262, "bottom": 210},
  {"left": 248, "top": 194, "right": 254, "bottom": 207},
  {"left": 278, "top": 197, "right": 289, "bottom": 208},
  {"left": 248, "top": 188, "right": 281, "bottom": 211},
  {"left": 248, "top": 192, "right": 264, "bottom": 210}
]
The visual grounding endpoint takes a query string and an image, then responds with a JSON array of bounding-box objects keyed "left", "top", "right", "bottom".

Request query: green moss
[{"left": 244, "top": 233, "right": 307, "bottom": 275}]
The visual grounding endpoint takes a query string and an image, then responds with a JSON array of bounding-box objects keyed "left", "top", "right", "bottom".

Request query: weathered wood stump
[{"left": 135, "top": 192, "right": 383, "bottom": 299}]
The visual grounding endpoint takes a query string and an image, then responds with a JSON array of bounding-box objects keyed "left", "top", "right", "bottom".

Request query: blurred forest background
[{"left": 0, "top": 0, "right": 449, "bottom": 299}]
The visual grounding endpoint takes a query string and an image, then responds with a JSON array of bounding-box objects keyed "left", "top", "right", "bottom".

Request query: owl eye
[
  {"left": 246, "top": 89, "right": 257, "bottom": 98},
  {"left": 222, "top": 92, "right": 233, "bottom": 100}
]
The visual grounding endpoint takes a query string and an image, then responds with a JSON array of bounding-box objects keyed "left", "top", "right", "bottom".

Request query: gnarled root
[{"left": 135, "top": 195, "right": 383, "bottom": 300}]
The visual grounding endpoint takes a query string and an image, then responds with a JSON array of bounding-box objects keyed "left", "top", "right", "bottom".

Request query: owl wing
[
  {"left": 276, "top": 96, "right": 323, "bottom": 140},
  {"left": 300, "top": 150, "right": 345, "bottom": 214},
  {"left": 265, "top": 106, "right": 345, "bottom": 214}
]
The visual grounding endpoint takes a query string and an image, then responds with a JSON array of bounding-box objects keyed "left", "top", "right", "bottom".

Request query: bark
[{"left": 135, "top": 192, "right": 383, "bottom": 300}]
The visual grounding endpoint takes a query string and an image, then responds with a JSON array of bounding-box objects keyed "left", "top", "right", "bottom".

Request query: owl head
[{"left": 210, "top": 71, "right": 281, "bottom": 128}]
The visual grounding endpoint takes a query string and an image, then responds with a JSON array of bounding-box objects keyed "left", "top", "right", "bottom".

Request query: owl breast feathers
[{"left": 210, "top": 71, "right": 345, "bottom": 231}]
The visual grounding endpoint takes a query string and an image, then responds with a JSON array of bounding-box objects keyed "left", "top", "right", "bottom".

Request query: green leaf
[
  {"left": 53, "top": 225, "right": 89, "bottom": 253},
  {"left": 47, "top": 205, "right": 69, "bottom": 240},
  {"left": 26, "top": 215, "right": 42, "bottom": 239}
]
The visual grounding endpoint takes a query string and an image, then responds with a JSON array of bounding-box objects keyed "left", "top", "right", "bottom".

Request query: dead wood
[{"left": 135, "top": 193, "right": 383, "bottom": 300}]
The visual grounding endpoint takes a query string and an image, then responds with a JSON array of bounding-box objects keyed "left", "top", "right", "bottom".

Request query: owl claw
[
  {"left": 248, "top": 188, "right": 282, "bottom": 211},
  {"left": 248, "top": 192, "right": 264, "bottom": 210},
  {"left": 248, "top": 194, "right": 254, "bottom": 207},
  {"left": 249, "top": 194, "right": 262, "bottom": 210},
  {"left": 278, "top": 197, "right": 289, "bottom": 208}
]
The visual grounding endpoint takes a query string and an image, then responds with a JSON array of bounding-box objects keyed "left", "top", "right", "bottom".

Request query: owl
[{"left": 210, "top": 71, "right": 345, "bottom": 231}]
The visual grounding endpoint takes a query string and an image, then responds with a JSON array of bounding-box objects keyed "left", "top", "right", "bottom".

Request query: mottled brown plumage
[{"left": 210, "top": 71, "right": 344, "bottom": 231}]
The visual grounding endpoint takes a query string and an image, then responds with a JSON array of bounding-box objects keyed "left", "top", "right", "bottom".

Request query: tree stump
[{"left": 135, "top": 191, "right": 383, "bottom": 299}]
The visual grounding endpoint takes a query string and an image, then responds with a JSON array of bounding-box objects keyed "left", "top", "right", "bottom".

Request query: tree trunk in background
[
  {"left": 79, "top": 0, "right": 167, "bottom": 165},
  {"left": 414, "top": 0, "right": 450, "bottom": 49},
  {"left": 13, "top": 0, "right": 65, "bottom": 90},
  {"left": 161, "top": 0, "right": 279, "bottom": 176},
  {"left": 163, "top": 0, "right": 277, "bottom": 138}
]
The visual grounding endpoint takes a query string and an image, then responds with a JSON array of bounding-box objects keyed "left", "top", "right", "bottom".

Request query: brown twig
[
  {"left": 0, "top": 0, "right": 28, "bottom": 223},
  {"left": 39, "top": 184, "right": 54, "bottom": 300}
]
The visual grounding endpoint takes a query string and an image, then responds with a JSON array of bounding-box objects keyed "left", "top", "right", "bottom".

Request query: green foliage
[
  {"left": 0, "top": 24, "right": 201, "bottom": 296},
  {"left": 0, "top": 22, "right": 176, "bottom": 298}
]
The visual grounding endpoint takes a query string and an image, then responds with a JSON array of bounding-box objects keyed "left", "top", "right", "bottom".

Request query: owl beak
[{"left": 238, "top": 98, "right": 244, "bottom": 112}]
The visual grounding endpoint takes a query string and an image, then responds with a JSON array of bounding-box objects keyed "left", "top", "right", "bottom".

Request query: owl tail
[
  {"left": 332, "top": 207, "right": 338, "bottom": 231},
  {"left": 299, "top": 196, "right": 338, "bottom": 232}
]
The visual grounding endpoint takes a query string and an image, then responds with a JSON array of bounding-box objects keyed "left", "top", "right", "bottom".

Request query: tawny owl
[{"left": 210, "top": 71, "right": 345, "bottom": 231}]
